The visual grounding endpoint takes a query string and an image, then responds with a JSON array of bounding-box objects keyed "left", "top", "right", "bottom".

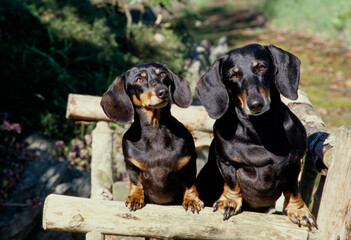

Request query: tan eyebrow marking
[
  {"left": 129, "top": 158, "right": 148, "bottom": 171},
  {"left": 140, "top": 72, "right": 147, "bottom": 77},
  {"left": 155, "top": 69, "right": 160, "bottom": 74},
  {"left": 173, "top": 156, "right": 191, "bottom": 171},
  {"left": 234, "top": 67, "right": 239, "bottom": 73},
  {"left": 253, "top": 61, "right": 259, "bottom": 67}
]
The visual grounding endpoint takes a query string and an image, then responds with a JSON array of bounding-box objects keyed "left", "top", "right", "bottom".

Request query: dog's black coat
[
  {"left": 196, "top": 44, "right": 307, "bottom": 211},
  {"left": 101, "top": 63, "right": 203, "bottom": 212}
]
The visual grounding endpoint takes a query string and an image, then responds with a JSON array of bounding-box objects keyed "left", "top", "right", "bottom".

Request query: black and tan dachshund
[
  {"left": 195, "top": 44, "right": 317, "bottom": 229},
  {"left": 101, "top": 63, "right": 204, "bottom": 213}
]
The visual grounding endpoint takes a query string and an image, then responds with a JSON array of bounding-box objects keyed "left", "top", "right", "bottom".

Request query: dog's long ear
[
  {"left": 265, "top": 44, "right": 301, "bottom": 100},
  {"left": 100, "top": 76, "right": 134, "bottom": 124},
  {"left": 165, "top": 65, "right": 193, "bottom": 108},
  {"left": 196, "top": 58, "right": 229, "bottom": 119}
]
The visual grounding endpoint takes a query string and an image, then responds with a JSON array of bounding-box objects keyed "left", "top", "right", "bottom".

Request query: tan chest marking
[
  {"left": 173, "top": 156, "right": 191, "bottom": 171},
  {"left": 130, "top": 158, "right": 148, "bottom": 171},
  {"left": 232, "top": 154, "right": 243, "bottom": 163}
]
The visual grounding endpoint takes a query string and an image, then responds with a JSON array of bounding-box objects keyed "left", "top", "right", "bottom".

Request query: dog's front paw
[
  {"left": 182, "top": 185, "right": 204, "bottom": 213},
  {"left": 284, "top": 192, "right": 318, "bottom": 230},
  {"left": 213, "top": 183, "right": 243, "bottom": 220},
  {"left": 285, "top": 203, "right": 317, "bottom": 230},
  {"left": 213, "top": 195, "right": 242, "bottom": 220},
  {"left": 125, "top": 194, "right": 145, "bottom": 211},
  {"left": 182, "top": 195, "right": 204, "bottom": 214}
]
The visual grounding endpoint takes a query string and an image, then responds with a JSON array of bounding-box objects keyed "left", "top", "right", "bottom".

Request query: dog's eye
[
  {"left": 259, "top": 66, "right": 266, "bottom": 72},
  {"left": 135, "top": 78, "right": 144, "bottom": 84},
  {"left": 160, "top": 72, "right": 167, "bottom": 78},
  {"left": 230, "top": 73, "right": 238, "bottom": 79}
]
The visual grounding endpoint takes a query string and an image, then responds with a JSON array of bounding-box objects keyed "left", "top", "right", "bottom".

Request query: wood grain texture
[
  {"left": 43, "top": 194, "right": 318, "bottom": 240},
  {"left": 66, "top": 93, "right": 214, "bottom": 147},
  {"left": 317, "top": 126, "right": 351, "bottom": 240},
  {"left": 66, "top": 93, "right": 214, "bottom": 129}
]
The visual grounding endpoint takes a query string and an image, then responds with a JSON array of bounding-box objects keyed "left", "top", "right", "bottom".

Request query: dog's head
[
  {"left": 101, "top": 63, "right": 192, "bottom": 124},
  {"left": 196, "top": 44, "right": 301, "bottom": 119}
]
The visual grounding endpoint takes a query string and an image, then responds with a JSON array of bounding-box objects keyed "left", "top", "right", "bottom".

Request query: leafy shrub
[
  {"left": 54, "top": 122, "right": 125, "bottom": 176},
  {"left": 66, "top": 135, "right": 92, "bottom": 172},
  {"left": 0, "top": 114, "right": 39, "bottom": 202},
  {"left": 0, "top": 0, "right": 129, "bottom": 141},
  {"left": 129, "top": 25, "right": 190, "bottom": 73},
  {"left": 0, "top": 0, "right": 191, "bottom": 142}
]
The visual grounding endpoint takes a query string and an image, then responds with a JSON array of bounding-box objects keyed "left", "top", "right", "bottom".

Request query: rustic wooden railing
[{"left": 42, "top": 91, "right": 351, "bottom": 240}]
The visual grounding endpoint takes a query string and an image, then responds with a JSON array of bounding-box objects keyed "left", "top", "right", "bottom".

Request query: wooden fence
[{"left": 42, "top": 91, "right": 351, "bottom": 240}]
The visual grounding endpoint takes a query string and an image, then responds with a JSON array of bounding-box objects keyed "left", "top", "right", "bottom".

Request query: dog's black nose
[
  {"left": 248, "top": 100, "right": 264, "bottom": 112},
  {"left": 156, "top": 87, "right": 169, "bottom": 99}
]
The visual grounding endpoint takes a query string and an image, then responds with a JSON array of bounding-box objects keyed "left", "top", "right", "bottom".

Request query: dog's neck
[{"left": 134, "top": 103, "right": 172, "bottom": 127}]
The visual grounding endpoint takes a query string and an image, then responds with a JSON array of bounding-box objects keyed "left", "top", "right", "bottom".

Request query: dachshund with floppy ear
[
  {"left": 101, "top": 63, "right": 204, "bottom": 213},
  {"left": 195, "top": 44, "right": 317, "bottom": 229}
]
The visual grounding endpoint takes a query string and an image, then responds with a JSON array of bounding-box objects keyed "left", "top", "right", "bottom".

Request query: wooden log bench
[
  {"left": 42, "top": 91, "right": 351, "bottom": 240},
  {"left": 43, "top": 194, "right": 318, "bottom": 240}
]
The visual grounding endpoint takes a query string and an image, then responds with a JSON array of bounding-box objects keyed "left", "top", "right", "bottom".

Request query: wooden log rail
[
  {"left": 66, "top": 92, "right": 334, "bottom": 212},
  {"left": 58, "top": 91, "right": 351, "bottom": 239},
  {"left": 66, "top": 92, "right": 334, "bottom": 164},
  {"left": 43, "top": 194, "right": 319, "bottom": 240},
  {"left": 66, "top": 93, "right": 215, "bottom": 148}
]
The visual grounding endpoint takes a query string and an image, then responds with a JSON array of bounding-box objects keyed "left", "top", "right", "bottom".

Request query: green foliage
[
  {"left": 257, "top": 0, "right": 351, "bottom": 45},
  {"left": 128, "top": 0, "right": 175, "bottom": 7},
  {"left": 0, "top": 0, "right": 189, "bottom": 141},
  {"left": 148, "top": 0, "right": 172, "bottom": 7},
  {"left": 129, "top": 25, "right": 189, "bottom": 73},
  {"left": 0, "top": 0, "right": 128, "bottom": 141}
]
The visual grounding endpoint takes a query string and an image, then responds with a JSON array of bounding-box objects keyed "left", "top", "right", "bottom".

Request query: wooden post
[
  {"left": 317, "top": 126, "right": 351, "bottom": 240},
  {"left": 87, "top": 121, "right": 114, "bottom": 240},
  {"left": 43, "top": 194, "right": 318, "bottom": 240},
  {"left": 282, "top": 90, "right": 334, "bottom": 210},
  {"left": 86, "top": 232, "right": 104, "bottom": 240},
  {"left": 91, "top": 121, "right": 114, "bottom": 200}
]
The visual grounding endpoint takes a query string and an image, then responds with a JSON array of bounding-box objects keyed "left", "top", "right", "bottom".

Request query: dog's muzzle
[{"left": 245, "top": 92, "right": 271, "bottom": 116}]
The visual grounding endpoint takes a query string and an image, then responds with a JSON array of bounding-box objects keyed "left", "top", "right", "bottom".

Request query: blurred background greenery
[
  {"left": 1, "top": 0, "right": 351, "bottom": 214},
  {"left": 0, "top": 0, "right": 191, "bottom": 142},
  {"left": 2, "top": 1, "right": 351, "bottom": 237},
  {"left": 1, "top": 0, "right": 350, "bottom": 146},
  {"left": 258, "top": 0, "right": 351, "bottom": 44}
]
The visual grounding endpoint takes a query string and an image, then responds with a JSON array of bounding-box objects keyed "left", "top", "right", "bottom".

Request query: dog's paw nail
[{"left": 313, "top": 222, "right": 318, "bottom": 230}]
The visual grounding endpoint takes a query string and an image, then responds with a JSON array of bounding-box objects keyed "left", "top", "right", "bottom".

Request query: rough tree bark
[{"left": 43, "top": 194, "right": 318, "bottom": 240}]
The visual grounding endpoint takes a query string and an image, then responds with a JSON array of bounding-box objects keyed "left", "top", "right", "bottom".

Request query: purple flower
[
  {"left": 15, "top": 163, "right": 23, "bottom": 170},
  {"left": 79, "top": 149, "right": 89, "bottom": 158},
  {"left": 75, "top": 139, "right": 84, "bottom": 149},
  {"left": 1, "top": 121, "right": 21, "bottom": 133},
  {"left": 55, "top": 140, "right": 64, "bottom": 149},
  {"left": 31, "top": 196, "right": 43, "bottom": 207},
  {"left": 84, "top": 134, "right": 92, "bottom": 145},
  {"left": 11, "top": 123, "right": 21, "bottom": 134},
  {"left": 1, "top": 120, "right": 11, "bottom": 131}
]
